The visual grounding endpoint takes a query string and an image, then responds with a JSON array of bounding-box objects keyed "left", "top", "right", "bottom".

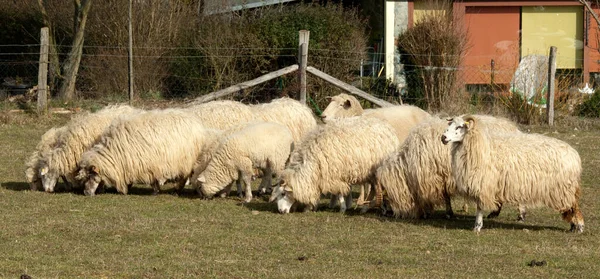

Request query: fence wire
[{"left": 0, "top": 44, "right": 593, "bottom": 119}]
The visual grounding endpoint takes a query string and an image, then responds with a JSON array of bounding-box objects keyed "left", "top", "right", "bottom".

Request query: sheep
[
  {"left": 270, "top": 116, "right": 400, "bottom": 214},
  {"left": 24, "top": 126, "right": 67, "bottom": 191},
  {"left": 38, "top": 105, "right": 140, "bottom": 193},
  {"left": 441, "top": 115, "right": 584, "bottom": 233},
  {"left": 195, "top": 121, "right": 294, "bottom": 203},
  {"left": 374, "top": 115, "right": 521, "bottom": 220},
  {"left": 186, "top": 98, "right": 317, "bottom": 195},
  {"left": 76, "top": 108, "right": 219, "bottom": 196},
  {"left": 320, "top": 93, "right": 432, "bottom": 210}
]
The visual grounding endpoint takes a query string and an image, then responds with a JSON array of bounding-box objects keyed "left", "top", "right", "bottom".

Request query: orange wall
[
  {"left": 589, "top": 7, "right": 600, "bottom": 73},
  {"left": 464, "top": 6, "right": 521, "bottom": 84}
]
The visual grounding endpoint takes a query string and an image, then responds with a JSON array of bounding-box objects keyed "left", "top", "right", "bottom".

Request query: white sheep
[
  {"left": 38, "top": 105, "right": 140, "bottom": 193},
  {"left": 375, "top": 115, "right": 521, "bottom": 219},
  {"left": 195, "top": 121, "right": 294, "bottom": 203},
  {"left": 24, "top": 126, "right": 67, "bottom": 191},
  {"left": 76, "top": 108, "right": 219, "bottom": 196},
  {"left": 441, "top": 115, "right": 584, "bottom": 232},
  {"left": 270, "top": 117, "right": 400, "bottom": 214},
  {"left": 186, "top": 98, "right": 317, "bottom": 196},
  {"left": 320, "top": 93, "right": 432, "bottom": 210}
]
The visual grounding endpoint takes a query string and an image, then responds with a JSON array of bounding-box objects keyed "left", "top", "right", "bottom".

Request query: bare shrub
[
  {"left": 80, "top": 0, "right": 197, "bottom": 99},
  {"left": 398, "top": 0, "right": 469, "bottom": 113}
]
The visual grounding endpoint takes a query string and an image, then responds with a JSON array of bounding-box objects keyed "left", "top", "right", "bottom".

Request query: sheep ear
[
  {"left": 463, "top": 115, "right": 476, "bottom": 129},
  {"left": 90, "top": 165, "right": 99, "bottom": 174},
  {"left": 197, "top": 175, "right": 206, "bottom": 183},
  {"left": 343, "top": 99, "right": 352, "bottom": 109},
  {"left": 40, "top": 166, "right": 48, "bottom": 176}
]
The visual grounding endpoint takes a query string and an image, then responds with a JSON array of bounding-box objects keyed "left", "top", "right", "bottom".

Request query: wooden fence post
[
  {"left": 37, "top": 27, "right": 49, "bottom": 114},
  {"left": 128, "top": 0, "right": 134, "bottom": 105},
  {"left": 547, "top": 46, "right": 557, "bottom": 126},
  {"left": 298, "top": 30, "right": 309, "bottom": 104}
]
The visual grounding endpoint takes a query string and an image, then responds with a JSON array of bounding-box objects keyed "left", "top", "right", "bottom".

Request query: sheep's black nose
[{"left": 441, "top": 135, "right": 447, "bottom": 144}]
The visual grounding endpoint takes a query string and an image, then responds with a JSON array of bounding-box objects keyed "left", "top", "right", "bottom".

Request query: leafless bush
[
  {"left": 80, "top": 0, "right": 197, "bottom": 99},
  {"left": 398, "top": 0, "right": 469, "bottom": 113}
]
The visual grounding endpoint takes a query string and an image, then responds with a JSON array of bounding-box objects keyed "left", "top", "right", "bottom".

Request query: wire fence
[{"left": 0, "top": 44, "right": 593, "bottom": 119}]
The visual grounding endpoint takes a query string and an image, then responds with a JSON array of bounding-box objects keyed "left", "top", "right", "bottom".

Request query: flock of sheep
[{"left": 24, "top": 94, "right": 585, "bottom": 233}]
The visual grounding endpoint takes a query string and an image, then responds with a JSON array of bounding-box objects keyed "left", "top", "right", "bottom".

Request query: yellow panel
[
  {"left": 413, "top": 1, "right": 447, "bottom": 24},
  {"left": 521, "top": 6, "right": 583, "bottom": 69}
]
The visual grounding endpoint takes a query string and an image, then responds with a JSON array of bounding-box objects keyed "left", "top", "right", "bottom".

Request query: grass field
[{"left": 0, "top": 111, "right": 598, "bottom": 278}]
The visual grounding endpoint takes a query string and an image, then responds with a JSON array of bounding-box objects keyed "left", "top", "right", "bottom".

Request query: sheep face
[
  {"left": 320, "top": 96, "right": 357, "bottom": 122},
  {"left": 79, "top": 166, "right": 102, "bottom": 196},
  {"left": 196, "top": 174, "right": 216, "bottom": 199},
  {"left": 441, "top": 117, "right": 470, "bottom": 145},
  {"left": 273, "top": 186, "right": 295, "bottom": 214},
  {"left": 39, "top": 163, "right": 59, "bottom": 193}
]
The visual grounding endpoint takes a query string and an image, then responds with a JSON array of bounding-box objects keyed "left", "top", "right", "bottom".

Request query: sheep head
[
  {"left": 38, "top": 161, "right": 59, "bottom": 193},
  {"left": 80, "top": 165, "right": 102, "bottom": 196},
  {"left": 441, "top": 115, "right": 476, "bottom": 145},
  {"left": 320, "top": 93, "right": 364, "bottom": 122},
  {"left": 270, "top": 170, "right": 296, "bottom": 213}
]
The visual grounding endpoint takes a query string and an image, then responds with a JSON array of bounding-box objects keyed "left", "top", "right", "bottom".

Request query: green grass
[{"left": 0, "top": 112, "right": 599, "bottom": 278}]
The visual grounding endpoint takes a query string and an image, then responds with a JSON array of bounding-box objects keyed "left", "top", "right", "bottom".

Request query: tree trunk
[
  {"left": 37, "top": 0, "right": 62, "bottom": 94},
  {"left": 58, "top": 0, "right": 92, "bottom": 101}
]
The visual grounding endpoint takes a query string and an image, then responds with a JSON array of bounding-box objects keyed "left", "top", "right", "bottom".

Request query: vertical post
[
  {"left": 547, "top": 46, "right": 557, "bottom": 126},
  {"left": 298, "top": 30, "right": 309, "bottom": 104},
  {"left": 37, "top": 27, "right": 49, "bottom": 114},
  {"left": 128, "top": 0, "right": 134, "bottom": 104}
]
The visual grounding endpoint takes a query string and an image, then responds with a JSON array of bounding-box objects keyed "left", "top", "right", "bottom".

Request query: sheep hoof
[
  {"left": 445, "top": 211, "right": 455, "bottom": 219},
  {"left": 219, "top": 192, "right": 227, "bottom": 198},
  {"left": 517, "top": 215, "right": 526, "bottom": 222},
  {"left": 571, "top": 224, "right": 584, "bottom": 233}
]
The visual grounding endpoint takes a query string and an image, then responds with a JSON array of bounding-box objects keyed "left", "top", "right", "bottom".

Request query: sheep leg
[
  {"left": 487, "top": 203, "right": 502, "bottom": 219},
  {"left": 242, "top": 175, "right": 253, "bottom": 203},
  {"left": 444, "top": 191, "right": 455, "bottom": 219},
  {"left": 236, "top": 179, "right": 244, "bottom": 198},
  {"left": 257, "top": 167, "right": 273, "bottom": 196},
  {"left": 360, "top": 183, "right": 376, "bottom": 214},
  {"left": 329, "top": 194, "right": 339, "bottom": 208},
  {"left": 344, "top": 192, "right": 353, "bottom": 212},
  {"left": 151, "top": 181, "right": 163, "bottom": 195},
  {"left": 517, "top": 205, "right": 527, "bottom": 222},
  {"left": 175, "top": 177, "right": 188, "bottom": 194},
  {"left": 474, "top": 203, "right": 484, "bottom": 233}
]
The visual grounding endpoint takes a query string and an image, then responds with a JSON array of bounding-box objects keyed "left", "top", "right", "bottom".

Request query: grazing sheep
[
  {"left": 320, "top": 93, "right": 432, "bottom": 211},
  {"left": 441, "top": 115, "right": 584, "bottom": 232},
  {"left": 375, "top": 115, "right": 521, "bottom": 219},
  {"left": 38, "top": 105, "right": 139, "bottom": 193},
  {"left": 76, "top": 109, "right": 218, "bottom": 196},
  {"left": 24, "top": 126, "right": 67, "bottom": 191},
  {"left": 196, "top": 121, "right": 294, "bottom": 203},
  {"left": 271, "top": 117, "right": 400, "bottom": 214}
]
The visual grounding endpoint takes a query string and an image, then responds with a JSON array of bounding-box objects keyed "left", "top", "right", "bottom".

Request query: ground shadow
[
  {"left": 2, "top": 181, "right": 78, "bottom": 193},
  {"left": 2, "top": 181, "right": 31, "bottom": 191},
  {"left": 359, "top": 210, "right": 569, "bottom": 232}
]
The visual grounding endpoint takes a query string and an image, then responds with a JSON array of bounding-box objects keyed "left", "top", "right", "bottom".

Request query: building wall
[
  {"left": 521, "top": 6, "right": 583, "bottom": 69},
  {"left": 463, "top": 6, "right": 520, "bottom": 84}
]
